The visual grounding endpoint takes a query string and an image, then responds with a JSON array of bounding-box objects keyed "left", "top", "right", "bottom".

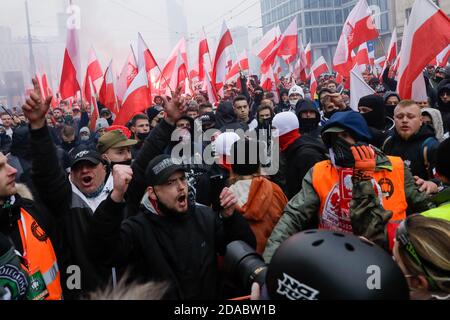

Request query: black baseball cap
[
  {"left": 145, "top": 154, "right": 186, "bottom": 186},
  {"left": 69, "top": 146, "right": 102, "bottom": 168}
]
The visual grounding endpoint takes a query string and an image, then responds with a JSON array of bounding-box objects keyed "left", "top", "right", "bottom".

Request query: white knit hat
[
  {"left": 289, "top": 85, "right": 304, "bottom": 98},
  {"left": 214, "top": 132, "right": 240, "bottom": 156},
  {"left": 272, "top": 111, "right": 299, "bottom": 137}
]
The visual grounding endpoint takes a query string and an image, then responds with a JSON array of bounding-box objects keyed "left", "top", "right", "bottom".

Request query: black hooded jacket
[
  {"left": 382, "top": 125, "right": 439, "bottom": 180},
  {"left": 358, "top": 94, "right": 390, "bottom": 148},
  {"left": 284, "top": 135, "right": 328, "bottom": 199},
  {"left": 436, "top": 79, "right": 450, "bottom": 133}
]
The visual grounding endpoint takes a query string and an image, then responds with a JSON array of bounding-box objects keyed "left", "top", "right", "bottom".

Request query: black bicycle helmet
[{"left": 266, "top": 230, "right": 409, "bottom": 300}]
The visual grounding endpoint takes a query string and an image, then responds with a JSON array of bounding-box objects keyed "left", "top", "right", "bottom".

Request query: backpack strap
[
  {"left": 381, "top": 135, "right": 393, "bottom": 151},
  {"left": 422, "top": 137, "right": 436, "bottom": 178}
]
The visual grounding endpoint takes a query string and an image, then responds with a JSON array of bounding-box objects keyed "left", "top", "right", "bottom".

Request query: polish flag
[
  {"left": 116, "top": 51, "right": 138, "bottom": 103},
  {"left": 60, "top": 25, "right": 82, "bottom": 100},
  {"left": 305, "top": 42, "right": 312, "bottom": 69},
  {"left": 99, "top": 61, "right": 119, "bottom": 115},
  {"left": 397, "top": 0, "right": 450, "bottom": 99},
  {"left": 355, "top": 42, "right": 370, "bottom": 66},
  {"left": 386, "top": 28, "right": 398, "bottom": 64},
  {"left": 189, "top": 63, "right": 199, "bottom": 80},
  {"left": 260, "top": 65, "right": 275, "bottom": 92},
  {"left": 350, "top": 66, "right": 375, "bottom": 111},
  {"left": 311, "top": 56, "right": 330, "bottom": 80},
  {"left": 88, "top": 77, "right": 100, "bottom": 132},
  {"left": 226, "top": 51, "right": 249, "bottom": 82},
  {"left": 295, "top": 35, "right": 308, "bottom": 81},
  {"left": 432, "top": 44, "right": 450, "bottom": 67},
  {"left": 252, "top": 26, "right": 280, "bottom": 61},
  {"left": 212, "top": 21, "right": 233, "bottom": 95},
  {"left": 159, "top": 38, "right": 188, "bottom": 91},
  {"left": 137, "top": 33, "right": 158, "bottom": 73},
  {"left": 113, "top": 68, "right": 150, "bottom": 125},
  {"left": 204, "top": 64, "right": 218, "bottom": 104},
  {"left": 333, "top": 0, "right": 379, "bottom": 77},
  {"left": 36, "top": 72, "right": 50, "bottom": 99},
  {"left": 198, "top": 36, "right": 211, "bottom": 82},
  {"left": 82, "top": 46, "right": 103, "bottom": 101},
  {"left": 261, "top": 17, "right": 298, "bottom": 73},
  {"left": 169, "top": 51, "right": 189, "bottom": 93}
]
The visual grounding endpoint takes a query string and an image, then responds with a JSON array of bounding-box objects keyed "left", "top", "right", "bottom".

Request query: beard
[{"left": 155, "top": 196, "right": 189, "bottom": 216}]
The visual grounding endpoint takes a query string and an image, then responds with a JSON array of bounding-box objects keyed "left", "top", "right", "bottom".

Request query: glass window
[
  {"left": 312, "top": 28, "right": 321, "bottom": 43},
  {"left": 326, "top": 10, "right": 334, "bottom": 24},
  {"left": 305, "top": 12, "right": 312, "bottom": 26},
  {"left": 297, "top": 13, "right": 302, "bottom": 27},
  {"left": 320, "top": 11, "right": 327, "bottom": 24},
  {"left": 319, "top": 0, "right": 326, "bottom": 7},
  {"left": 321, "top": 28, "right": 328, "bottom": 42},
  {"left": 381, "top": 12, "right": 388, "bottom": 31},
  {"left": 380, "top": 0, "right": 387, "bottom": 11},
  {"left": 306, "top": 28, "right": 313, "bottom": 43},
  {"left": 335, "top": 27, "right": 342, "bottom": 40},
  {"left": 326, "top": 0, "right": 334, "bottom": 7},
  {"left": 334, "top": 0, "right": 341, "bottom": 6},
  {"left": 312, "top": 11, "right": 320, "bottom": 25},
  {"left": 335, "top": 10, "right": 342, "bottom": 24},
  {"left": 310, "top": 0, "right": 319, "bottom": 9}
]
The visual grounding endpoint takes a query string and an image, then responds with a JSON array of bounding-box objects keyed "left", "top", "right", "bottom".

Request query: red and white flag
[
  {"left": 260, "top": 65, "right": 275, "bottom": 92},
  {"left": 261, "top": 17, "right": 298, "bottom": 73},
  {"left": 333, "top": 0, "right": 379, "bottom": 76},
  {"left": 431, "top": 44, "right": 450, "bottom": 67},
  {"left": 350, "top": 66, "right": 375, "bottom": 111},
  {"left": 88, "top": 76, "right": 100, "bottom": 132},
  {"left": 189, "top": 64, "right": 199, "bottom": 80},
  {"left": 113, "top": 68, "right": 150, "bottom": 125},
  {"left": 226, "top": 51, "right": 249, "bottom": 82},
  {"left": 252, "top": 26, "right": 280, "bottom": 61},
  {"left": 36, "top": 72, "right": 50, "bottom": 99},
  {"left": 169, "top": 51, "right": 189, "bottom": 93},
  {"left": 386, "top": 28, "right": 398, "bottom": 65},
  {"left": 137, "top": 33, "right": 158, "bottom": 73},
  {"left": 99, "top": 61, "right": 119, "bottom": 115},
  {"left": 204, "top": 64, "right": 218, "bottom": 104},
  {"left": 198, "top": 35, "right": 211, "bottom": 82},
  {"left": 212, "top": 21, "right": 233, "bottom": 96},
  {"left": 83, "top": 47, "right": 103, "bottom": 102},
  {"left": 116, "top": 50, "right": 138, "bottom": 103},
  {"left": 159, "top": 38, "right": 188, "bottom": 91},
  {"left": 355, "top": 42, "right": 370, "bottom": 68},
  {"left": 60, "top": 25, "right": 82, "bottom": 100},
  {"left": 311, "top": 56, "right": 330, "bottom": 80},
  {"left": 305, "top": 42, "right": 312, "bottom": 70},
  {"left": 397, "top": 0, "right": 450, "bottom": 99}
]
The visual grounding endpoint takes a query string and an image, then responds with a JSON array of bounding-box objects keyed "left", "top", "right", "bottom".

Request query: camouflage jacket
[{"left": 263, "top": 152, "right": 435, "bottom": 262}]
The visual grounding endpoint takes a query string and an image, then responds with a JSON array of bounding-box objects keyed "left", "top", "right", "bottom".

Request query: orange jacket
[
  {"left": 18, "top": 208, "right": 63, "bottom": 300},
  {"left": 234, "top": 176, "right": 288, "bottom": 254}
]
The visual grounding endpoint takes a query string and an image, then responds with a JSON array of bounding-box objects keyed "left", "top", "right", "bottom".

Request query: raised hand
[
  {"left": 161, "top": 86, "right": 187, "bottom": 126},
  {"left": 22, "top": 78, "right": 52, "bottom": 129},
  {"left": 111, "top": 164, "right": 133, "bottom": 203},
  {"left": 351, "top": 145, "right": 376, "bottom": 181}
]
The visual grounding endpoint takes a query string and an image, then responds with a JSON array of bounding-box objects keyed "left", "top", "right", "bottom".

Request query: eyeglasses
[{"left": 396, "top": 217, "right": 438, "bottom": 290}]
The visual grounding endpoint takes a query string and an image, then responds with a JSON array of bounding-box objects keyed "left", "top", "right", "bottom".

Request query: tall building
[
  {"left": 260, "top": 0, "right": 393, "bottom": 66},
  {"left": 393, "top": 0, "right": 450, "bottom": 40},
  {"left": 166, "top": 0, "right": 189, "bottom": 50}
]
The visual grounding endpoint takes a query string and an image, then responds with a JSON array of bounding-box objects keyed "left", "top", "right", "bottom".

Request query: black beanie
[
  {"left": 230, "top": 139, "right": 260, "bottom": 176},
  {"left": 358, "top": 94, "right": 386, "bottom": 130},
  {"left": 436, "top": 138, "right": 450, "bottom": 180}
]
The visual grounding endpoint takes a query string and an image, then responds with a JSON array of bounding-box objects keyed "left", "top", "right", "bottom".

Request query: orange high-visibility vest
[
  {"left": 312, "top": 156, "right": 407, "bottom": 232},
  {"left": 18, "top": 208, "right": 63, "bottom": 300}
]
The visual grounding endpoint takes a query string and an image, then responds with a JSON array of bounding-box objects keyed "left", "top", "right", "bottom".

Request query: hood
[
  {"left": 394, "top": 124, "right": 437, "bottom": 143},
  {"left": 422, "top": 107, "right": 445, "bottom": 141},
  {"left": 296, "top": 99, "right": 320, "bottom": 117},
  {"left": 215, "top": 101, "right": 236, "bottom": 129},
  {"left": 321, "top": 110, "right": 372, "bottom": 143},
  {"left": 234, "top": 177, "right": 274, "bottom": 221},
  {"left": 436, "top": 80, "right": 450, "bottom": 112},
  {"left": 358, "top": 94, "right": 386, "bottom": 130}
]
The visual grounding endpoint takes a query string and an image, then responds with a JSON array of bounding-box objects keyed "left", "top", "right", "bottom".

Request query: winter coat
[
  {"left": 263, "top": 152, "right": 434, "bottom": 262},
  {"left": 382, "top": 125, "right": 439, "bottom": 180},
  {"left": 87, "top": 195, "right": 256, "bottom": 300},
  {"left": 230, "top": 176, "right": 287, "bottom": 254},
  {"left": 283, "top": 135, "right": 328, "bottom": 199}
]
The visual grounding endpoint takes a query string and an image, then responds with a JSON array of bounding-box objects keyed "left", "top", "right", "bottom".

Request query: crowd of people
[{"left": 0, "top": 62, "right": 450, "bottom": 301}]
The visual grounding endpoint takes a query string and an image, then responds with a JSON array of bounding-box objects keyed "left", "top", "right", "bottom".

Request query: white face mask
[
  {"left": 80, "top": 135, "right": 89, "bottom": 142},
  {"left": 290, "top": 99, "right": 299, "bottom": 106}
]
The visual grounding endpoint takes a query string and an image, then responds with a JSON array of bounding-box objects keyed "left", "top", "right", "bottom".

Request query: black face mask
[
  {"left": 299, "top": 117, "right": 320, "bottom": 134},
  {"left": 331, "top": 137, "right": 355, "bottom": 168},
  {"left": 362, "top": 111, "right": 385, "bottom": 130},
  {"left": 385, "top": 104, "right": 395, "bottom": 118},
  {"left": 110, "top": 159, "right": 132, "bottom": 168},
  {"left": 435, "top": 76, "right": 444, "bottom": 83},
  {"left": 258, "top": 118, "right": 272, "bottom": 130},
  {"left": 61, "top": 141, "right": 76, "bottom": 152},
  {"left": 106, "top": 118, "right": 113, "bottom": 126},
  {"left": 324, "top": 109, "right": 339, "bottom": 120},
  {"left": 137, "top": 132, "right": 149, "bottom": 141},
  {"left": 254, "top": 93, "right": 263, "bottom": 104}
]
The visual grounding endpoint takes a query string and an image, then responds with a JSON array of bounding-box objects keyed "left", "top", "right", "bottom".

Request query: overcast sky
[{"left": 0, "top": 0, "right": 262, "bottom": 73}]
